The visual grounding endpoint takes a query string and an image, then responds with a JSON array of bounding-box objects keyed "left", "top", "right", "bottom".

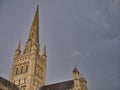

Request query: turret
[
  {"left": 15, "top": 40, "right": 21, "bottom": 56},
  {"left": 73, "top": 66, "right": 81, "bottom": 90}
]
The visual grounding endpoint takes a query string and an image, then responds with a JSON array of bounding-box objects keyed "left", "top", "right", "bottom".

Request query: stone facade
[{"left": 0, "top": 6, "right": 87, "bottom": 90}]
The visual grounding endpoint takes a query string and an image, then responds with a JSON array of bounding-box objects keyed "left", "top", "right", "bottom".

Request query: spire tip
[{"left": 37, "top": 5, "right": 39, "bottom": 9}]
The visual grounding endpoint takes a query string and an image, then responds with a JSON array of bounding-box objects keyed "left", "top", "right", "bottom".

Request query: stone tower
[{"left": 10, "top": 6, "right": 47, "bottom": 90}]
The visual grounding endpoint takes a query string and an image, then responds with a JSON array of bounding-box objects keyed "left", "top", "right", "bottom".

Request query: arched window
[
  {"left": 16, "top": 68, "right": 18, "bottom": 74},
  {"left": 21, "top": 86, "right": 26, "bottom": 90},
  {"left": 19, "top": 80, "right": 20, "bottom": 84},
  {"left": 21, "top": 66, "right": 23, "bottom": 73},
  {"left": 35, "top": 66, "right": 36, "bottom": 74},
  {"left": 26, "top": 65, "right": 28, "bottom": 72},
  {"left": 39, "top": 68, "right": 42, "bottom": 79}
]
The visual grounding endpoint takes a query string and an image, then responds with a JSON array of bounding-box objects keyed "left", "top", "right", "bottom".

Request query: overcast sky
[{"left": 0, "top": 0, "right": 120, "bottom": 90}]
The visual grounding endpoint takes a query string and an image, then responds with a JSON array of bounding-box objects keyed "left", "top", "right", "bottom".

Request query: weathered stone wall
[{"left": 0, "top": 76, "right": 19, "bottom": 90}]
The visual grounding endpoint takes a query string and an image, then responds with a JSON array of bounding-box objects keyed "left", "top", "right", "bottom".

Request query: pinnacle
[
  {"left": 43, "top": 45, "right": 47, "bottom": 56},
  {"left": 16, "top": 40, "right": 21, "bottom": 50},
  {"left": 73, "top": 66, "right": 79, "bottom": 73}
]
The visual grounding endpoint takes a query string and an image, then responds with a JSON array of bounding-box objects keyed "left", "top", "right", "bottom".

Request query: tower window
[
  {"left": 16, "top": 68, "right": 18, "bottom": 74},
  {"left": 19, "top": 80, "right": 20, "bottom": 84},
  {"left": 21, "top": 66, "right": 23, "bottom": 73},
  {"left": 21, "top": 86, "right": 26, "bottom": 90},
  {"left": 26, "top": 65, "right": 28, "bottom": 72},
  {"left": 35, "top": 66, "right": 36, "bottom": 73},
  {"left": 24, "top": 78, "right": 26, "bottom": 84}
]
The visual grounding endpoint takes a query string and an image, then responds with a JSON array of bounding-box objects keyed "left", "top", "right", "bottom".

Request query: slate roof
[
  {"left": 0, "top": 76, "right": 19, "bottom": 90},
  {"left": 39, "top": 76, "right": 87, "bottom": 90},
  {"left": 39, "top": 80, "right": 74, "bottom": 90}
]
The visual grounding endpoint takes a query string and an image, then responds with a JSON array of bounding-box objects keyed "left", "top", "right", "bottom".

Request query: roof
[
  {"left": 39, "top": 80, "right": 74, "bottom": 90},
  {"left": 39, "top": 76, "right": 87, "bottom": 90},
  {"left": 0, "top": 76, "right": 19, "bottom": 90}
]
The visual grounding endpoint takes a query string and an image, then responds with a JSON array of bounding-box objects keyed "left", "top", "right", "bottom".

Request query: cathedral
[{"left": 0, "top": 6, "right": 87, "bottom": 90}]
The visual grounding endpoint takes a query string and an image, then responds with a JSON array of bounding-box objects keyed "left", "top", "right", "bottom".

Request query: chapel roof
[{"left": 39, "top": 80, "right": 74, "bottom": 90}]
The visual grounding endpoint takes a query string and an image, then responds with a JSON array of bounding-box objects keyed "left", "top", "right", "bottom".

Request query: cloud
[
  {"left": 89, "top": 0, "right": 120, "bottom": 40},
  {"left": 108, "top": 0, "right": 120, "bottom": 13},
  {"left": 90, "top": 0, "right": 120, "bottom": 25},
  {"left": 90, "top": 9, "right": 111, "bottom": 30},
  {"left": 91, "top": 10, "right": 104, "bottom": 23},
  {"left": 71, "top": 48, "right": 81, "bottom": 57},
  {"left": 71, "top": 48, "right": 90, "bottom": 57}
]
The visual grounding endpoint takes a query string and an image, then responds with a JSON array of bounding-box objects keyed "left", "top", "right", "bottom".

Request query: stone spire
[
  {"left": 23, "top": 5, "right": 40, "bottom": 54},
  {"left": 28, "top": 5, "right": 39, "bottom": 43}
]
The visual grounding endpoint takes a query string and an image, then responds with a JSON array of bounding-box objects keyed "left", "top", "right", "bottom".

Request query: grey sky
[{"left": 0, "top": 0, "right": 120, "bottom": 90}]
